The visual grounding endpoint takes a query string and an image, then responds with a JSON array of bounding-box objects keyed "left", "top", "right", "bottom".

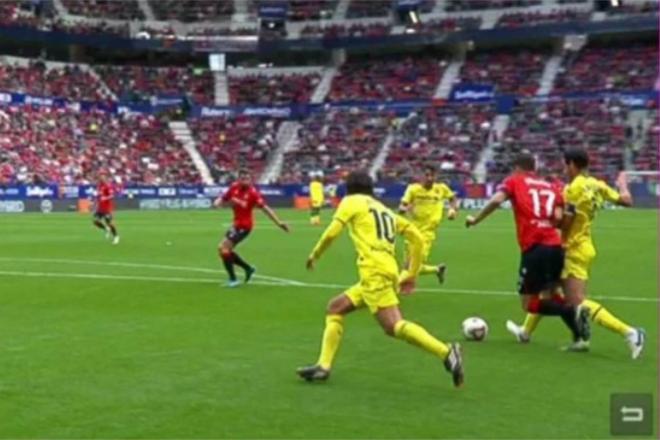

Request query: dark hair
[
  {"left": 423, "top": 164, "right": 437, "bottom": 174},
  {"left": 564, "top": 148, "right": 589, "bottom": 169},
  {"left": 345, "top": 171, "right": 374, "bottom": 196},
  {"left": 513, "top": 152, "right": 536, "bottom": 172},
  {"left": 238, "top": 168, "right": 250, "bottom": 177}
]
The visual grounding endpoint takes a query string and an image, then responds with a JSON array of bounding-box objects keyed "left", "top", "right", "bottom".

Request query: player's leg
[
  {"left": 105, "top": 215, "right": 119, "bottom": 244},
  {"left": 297, "top": 290, "right": 360, "bottom": 381},
  {"left": 564, "top": 276, "right": 645, "bottom": 358},
  {"left": 310, "top": 206, "right": 321, "bottom": 225},
  {"left": 405, "top": 236, "right": 446, "bottom": 284},
  {"left": 219, "top": 236, "right": 239, "bottom": 287},
  {"left": 92, "top": 212, "right": 107, "bottom": 233},
  {"left": 375, "top": 305, "right": 463, "bottom": 387}
]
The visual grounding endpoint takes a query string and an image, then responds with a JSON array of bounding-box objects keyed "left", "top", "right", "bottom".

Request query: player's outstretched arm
[
  {"left": 465, "top": 191, "right": 508, "bottom": 228},
  {"left": 307, "top": 219, "right": 344, "bottom": 270},
  {"left": 614, "top": 172, "right": 633, "bottom": 207},
  {"left": 261, "top": 205, "right": 290, "bottom": 232}
]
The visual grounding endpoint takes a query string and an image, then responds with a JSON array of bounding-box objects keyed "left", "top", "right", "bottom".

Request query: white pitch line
[
  {"left": 0, "top": 269, "right": 656, "bottom": 303},
  {"left": 0, "top": 257, "right": 304, "bottom": 286}
]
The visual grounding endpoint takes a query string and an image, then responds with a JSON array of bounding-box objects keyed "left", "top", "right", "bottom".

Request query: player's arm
[
  {"left": 465, "top": 191, "right": 508, "bottom": 228},
  {"left": 398, "top": 185, "right": 413, "bottom": 215},
  {"left": 306, "top": 219, "right": 344, "bottom": 270},
  {"left": 261, "top": 204, "right": 290, "bottom": 232},
  {"left": 613, "top": 172, "right": 633, "bottom": 207},
  {"left": 446, "top": 187, "right": 459, "bottom": 220}
]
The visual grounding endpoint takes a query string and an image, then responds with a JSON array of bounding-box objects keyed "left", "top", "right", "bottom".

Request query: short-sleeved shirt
[
  {"left": 563, "top": 174, "right": 620, "bottom": 250},
  {"left": 400, "top": 183, "right": 455, "bottom": 232},
  {"left": 334, "top": 194, "right": 412, "bottom": 280},
  {"left": 310, "top": 181, "right": 324, "bottom": 206},
  {"left": 221, "top": 182, "right": 265, "bottom": 230},
  {"left": 499, "top": 172, "right": 563, "bottom": 252},
  {"left": 96, "top": 182, "right": 114, "bottom": 214}
]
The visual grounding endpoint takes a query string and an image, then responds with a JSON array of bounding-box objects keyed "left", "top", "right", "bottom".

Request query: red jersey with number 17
[
  {"left": 499, "top": 172, "right": 563, "bottom": 252},
  {"left": 222, "top": 183, "right": 265, "bottom": 230},
  {"left": 96, "top": 182, "right": 114, "bottom": 214}
]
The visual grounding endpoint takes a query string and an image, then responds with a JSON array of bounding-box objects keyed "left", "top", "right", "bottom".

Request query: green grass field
[{"left": 0, "top": 208, "right": 657, "bottom": 439}]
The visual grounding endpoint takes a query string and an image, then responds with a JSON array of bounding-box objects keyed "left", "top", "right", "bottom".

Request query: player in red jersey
[
  {"left": 465, "top": 153, "right": 590, "bottom": 343},
  {"left": 214, "top": 169, "right": 290, "bottom": 287},
  {"left": 93, "top": 172, "right": 120, "bottom": 245}
]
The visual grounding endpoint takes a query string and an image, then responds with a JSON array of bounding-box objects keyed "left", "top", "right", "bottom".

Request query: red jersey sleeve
[
  {"left": 251, "top": 187, "right": 265, "bottom": 208},
  {"left": 221, "top": 184, "right": 236, "bottom": 202},
  {"left": 498, "top": 176, "right": 517, "bottom": 199}
]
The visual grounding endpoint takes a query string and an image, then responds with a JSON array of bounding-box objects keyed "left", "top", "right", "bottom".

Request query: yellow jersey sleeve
[
  {"left": 440, "top": 183, "right": 456, "bottom": 200},
  {"left": 333, "top": 196, "right": 357, "bottom": 225},
  {"left": 401, "top": 184, "right": 415, "bottom": 205},
  {"left": 597, "top": 180, "right": 621, "bottom": 204}
]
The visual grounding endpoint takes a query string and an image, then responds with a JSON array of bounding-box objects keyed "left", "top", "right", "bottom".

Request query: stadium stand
[
  {"left": 149, "top": 0, "right": 234, "bottom": 22},
  {"left": 0, "top": 60, "right": 106, "bottom": 101},
  {"left": 416, "top": 17, "right": 482, "bottom": 34},
  {"left": 446, "top": 0, "right": 542, "bottom": 12},
  {"left": 458, "top": 49, "right": 549, "bottom": 96},
  {"left": 381, "top": 104, "right": 496, "bottom": 183},
  {"left": 229, "top": 73, "right": 321, "bottom": 105},
  {"left": 346, "top": 0, "right": 392, "bottom": 18},
  {"left": 280, "top": 109, "right": 394, "bottom": 183},
  {"left": 300, "top": 22, "right": 392, "bottom": 38},
  {"left": 189, "top": 116, "right": 281, "bottom": 184},
  {"left": 632, "top": 109, "right": 659, "bottom": 172},
  {"left": 95, "top": 65, "right": 215, "bottom": 105},
  {"left": 288, "top": 0, "right": 338, "bottom": 20},
  {"left": 327, "top": 55, "right": 444, "bottom": 101},
  {"left": 496, "top": 9, "right": 592, "bottom": 27},
  {"left": 0, "top": 105, "right": 200, "bottom": 185},
  {"left": 491, "top": 99, "right": 631, "bottom": 180},
  {"left": 553, "top": 42, "right": 658, "bottom": 94},
  {"left": 61, "top": 0, "right": 145, "bottom": 20}
]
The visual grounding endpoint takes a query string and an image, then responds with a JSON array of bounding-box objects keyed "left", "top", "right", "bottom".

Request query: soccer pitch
[{"left": 0, "top": 208, "right": 657, "bottom": 439}]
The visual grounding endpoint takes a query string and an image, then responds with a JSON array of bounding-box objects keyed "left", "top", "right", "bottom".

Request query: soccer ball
[{"left": 462, "top": 317, "right": 489, "bottom": 341}]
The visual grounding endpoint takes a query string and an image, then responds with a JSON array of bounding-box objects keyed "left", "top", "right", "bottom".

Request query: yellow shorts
[
  {"left": 562, "top": 242, "right": 596, "bottom": 281},
  {"left": 407, "top": 232, "right": 435, "bottom": 263},
  {"left": 345, "top": 274, "right": 399, "bottom": 314}
]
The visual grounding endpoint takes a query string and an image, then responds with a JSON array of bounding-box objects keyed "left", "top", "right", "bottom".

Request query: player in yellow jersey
[
  {"left": 309, "top": 172, "right": 324, "bottom": 225},
  {"left": 506, "top": 148, "right": 645, "bottom": 359},
  {"left": 297, "top": 171, "right": 464, "bottom": 387},
  {"left": 399, "top": 165, "right": 458, "bottom": 283}
]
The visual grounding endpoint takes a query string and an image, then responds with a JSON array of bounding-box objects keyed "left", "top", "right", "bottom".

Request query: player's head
[
  {"left": 98, "top": 170, "right": 108, "bottom": 183},
  {"left": 422, "top": 165, "right": 437, "bottom": 187},
  {"left": 563, "top": 147, "right": 589, "bottom": 178},
  {"left": 513, "top": 152, "right": 536, "bottom": 173},
  {"left": 237, "top": 168, "right": 251, "bottom": 187},
  {"left": 345, "top": 171, "right": 374, "bottom": 196}
]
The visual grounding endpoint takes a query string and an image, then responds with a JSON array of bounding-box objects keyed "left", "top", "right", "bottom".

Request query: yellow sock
[
  {"left": 394, "top": 320, "right": 449, "bottom": 359},
  {"left": 317, "top": 314, "right": 343, "bottom": 370},
  {"left": 419, "top": 264, "right": 438, "bottom": 275},
  {"left": 310, "top": 216, "right": 321, "bottom": 225},
  {"left": 523, "top": 313, "right": 542, "bottom": 335},
  {"left": 582, "top": 299, "right": 633, "bottom": 336}
]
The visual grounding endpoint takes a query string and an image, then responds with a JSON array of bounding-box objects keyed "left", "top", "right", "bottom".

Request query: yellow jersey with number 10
[
  {"left": 333, "top": 194, "right": 413, "bottom": 279},
  {"left": 401, "top": 183, "right": 455, "bottom": 231},
  {"left": 563, "top": 174, "right": 620, "bottom": 249}
]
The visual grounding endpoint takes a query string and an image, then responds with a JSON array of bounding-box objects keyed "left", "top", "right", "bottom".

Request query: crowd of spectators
[
  {"left": 458, "top": 49, "right": 548, "bottom": 96},
  {"left": 189, "top": 116, "right": 280, "bottom": 184},
  {"left": 380, "top": 104, "right": 495, "bottom": 183},
  {"left": 62, "top": 0, "right": 144, "bottom": 20},
  {"left": 95, "top": 65, "right": 215, "bottom": 105},
  {"left": 497, "top": 9, "right": 591, "bottom": 27},
  {"left": 489, "top": 99, "right": 630, "bottom": 180},
  {"left": 300, "top": 22, "right": 391, "bottom": 39},
  {"left": 280, "top": 109, "right": 394, "bottom": 183},
  {"left": 346, "top": 0, "right": 392, "bottom": 18},
  {"left": 632, "top": 109, "right": 658, "bottom": 172},
  {"left": 0, "top": 105, "right": 200, "bottom": 185},
  {"left": 415, "top": 17, "right": 482, "bottom": 34},
  {"left": 327, "top": 55, "right": 444, "bottom": 101},
  {"left": 446, "top": 0, "right": 541, "bottom": 11},
  {"left": 229, "top": 73, "right": 321, "bottom": 105},
  {"left": 606, "top": 0, "right": 658, "bottom": 17},
  {"left": 149, "top": 0, "right": 234, "bottom": 22},
  {"left": 553, "top": 42, "right": 658, "bottom": 94},
  {"left": 0, "top": 60, "right": 106, "bottom": 101},
  {"left": 288, "top": 0, "right": 337, "bottom": 21}
]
